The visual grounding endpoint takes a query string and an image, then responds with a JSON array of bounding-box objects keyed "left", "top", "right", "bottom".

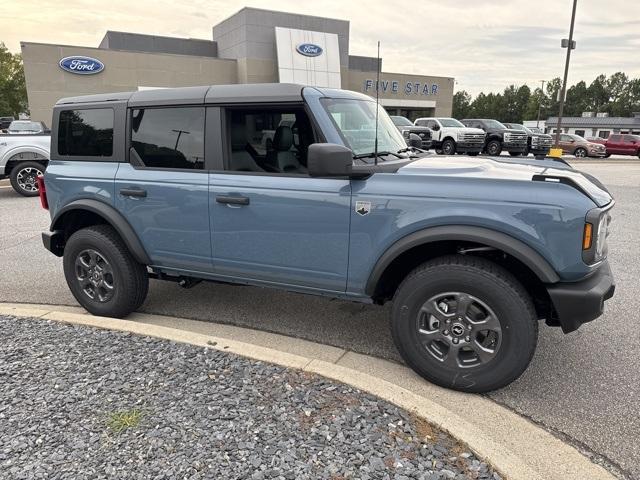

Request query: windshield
[
  {"left": 483, "top": 119, "right": 507, "bottom": 129},
  {"left": 322, "top": 98, "right": 407, "bottom": 156},
  {"left": 529, "top": 127, "right": 542, "bottom": 133},
  {"left": 390, "top": 116, "right": 413, "bottom": 127},
  {"left": 437, "top": 118, "right": 465, "bottom": 128},
  {"left": 10, "top": 121, "right": 41, "bottom": 131}
]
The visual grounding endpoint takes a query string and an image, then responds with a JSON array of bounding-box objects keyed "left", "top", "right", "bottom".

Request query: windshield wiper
[{"left": 353, "top": 151, "right": 402, "bottom": 160}]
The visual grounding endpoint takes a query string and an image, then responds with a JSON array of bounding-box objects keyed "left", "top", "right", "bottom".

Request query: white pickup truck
[
  {"left": 414, "top": 117, "right": 485, "bottom": 155},
  {"left": 0, "top": 134, "right": 50, "bottom": 196}
]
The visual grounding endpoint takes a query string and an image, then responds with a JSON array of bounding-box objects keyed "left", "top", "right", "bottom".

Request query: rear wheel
[
  {"left": 9, "top": 161, "right": 44, "bottom": 197},
  {"left": 63, "top": 225, "right": 149, "bottom": 318},
  {"left": 574, "top": 147, "right": 587, "bottom": 158},
  {"left": 391, "top": 255, "right": 538, "bottom": 393}
]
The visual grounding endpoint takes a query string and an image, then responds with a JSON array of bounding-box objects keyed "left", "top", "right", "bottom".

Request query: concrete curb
[{"left": 0, "top": 302, "right": 616, "bottom": 480}]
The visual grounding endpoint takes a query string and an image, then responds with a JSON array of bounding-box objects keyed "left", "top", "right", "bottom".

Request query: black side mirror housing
[
  {"left": 432, "top": 124, "right": 440, "bottom": 131},
  {"left": 308, "top": 143, "right": 353, "bottom": 177},
  {"left": 408, "top": 133, "right": 422, "bottom": 148}
]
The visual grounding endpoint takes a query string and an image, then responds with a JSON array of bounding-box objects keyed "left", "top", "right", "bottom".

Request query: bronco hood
[{"left": 398, "top": 155, "right": 613, "bottom": 207}]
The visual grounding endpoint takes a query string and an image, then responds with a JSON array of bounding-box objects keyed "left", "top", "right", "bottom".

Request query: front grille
[
  {"left": 459, "top": 133, "right": 485, "bottom": 143},
  {"left": 532, "top": 136, "right": 553, "bottom": 147},
  {"left": 504, "top": 132, "right": 528, "bottom": 145}
]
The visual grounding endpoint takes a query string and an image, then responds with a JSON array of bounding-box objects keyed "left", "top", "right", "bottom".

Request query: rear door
[
  {"left": 114, "top": 106, "right": 212, "bottom": 272},
  {"left": 207, "top": 104, "right": 351, "bottom": 293},
  {"left": 622, "top": 135, "right": 639, "bottom": 155}
]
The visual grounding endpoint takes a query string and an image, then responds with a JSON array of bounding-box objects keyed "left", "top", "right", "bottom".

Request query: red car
[{"left": 601, "top": 134, "right": 640, "bottom": 158}]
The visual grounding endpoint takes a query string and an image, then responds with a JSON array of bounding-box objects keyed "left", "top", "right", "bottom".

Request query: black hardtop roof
[{"left": 56, "top": 83, "right": 309, "bottom": 107}]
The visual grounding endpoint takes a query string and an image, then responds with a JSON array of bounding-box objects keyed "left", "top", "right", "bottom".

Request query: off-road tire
[
  {"left": 442, "top": 139, "right": 456, "bottom": 155},
  {"left": 486, "top": 140, "right": 502, "bottom": 156},
  {"left": 63, "top": 225, "right": 149, "bottom": 318},
  {"left": 391, "top": 255, "right": 538, "bottom": 393},
  {"left": 9, "top": 161, "right": 44, "bottom": 197}
]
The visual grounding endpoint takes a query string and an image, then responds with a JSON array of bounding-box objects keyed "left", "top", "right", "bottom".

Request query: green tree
[
  {"left": 452, "top": 90, "right": 472, "bottom": 118},
  {"left": 0, "top": 42, "right": 28, "bottom": 117}
]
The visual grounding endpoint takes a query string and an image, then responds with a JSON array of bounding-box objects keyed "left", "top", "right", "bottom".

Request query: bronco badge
[{"left": 355, "top": 201, "right": 371, "bottom": 216}]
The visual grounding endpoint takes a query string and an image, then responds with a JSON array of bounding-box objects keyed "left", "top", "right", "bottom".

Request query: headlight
[{"left": 582, "top": 207, "right": 613, "bottom": 265}]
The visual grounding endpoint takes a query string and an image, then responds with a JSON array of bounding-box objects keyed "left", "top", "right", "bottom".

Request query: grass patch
[{"left": 106, "top": 408, "right": 144, "bottom": 434}]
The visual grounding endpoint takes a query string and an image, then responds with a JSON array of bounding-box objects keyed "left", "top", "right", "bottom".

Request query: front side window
[
  {"left": 131, "top": 107, "right": 204, "bottom": 169},
  {"left": 225, "top": 108, "right": 314, "bottom": 174},
  {"left": 58, "top": 108, "right": 114, "bottom": 157},
  {"left": 321, "top": 98, "right": 407, "bottom": 156}
]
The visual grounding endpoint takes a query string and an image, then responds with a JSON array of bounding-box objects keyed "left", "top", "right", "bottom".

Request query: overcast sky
[{"left": 2, "top": 0, "right": 639, "bottom": 96}]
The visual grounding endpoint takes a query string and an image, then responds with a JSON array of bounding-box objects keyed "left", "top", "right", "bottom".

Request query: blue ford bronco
[{"left": 40, "top": 84, "right": 615, "bottom": 393}]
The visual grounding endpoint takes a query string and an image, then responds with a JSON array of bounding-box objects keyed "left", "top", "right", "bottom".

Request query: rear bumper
[
  {"left": 546, "top": 261, "right": 615, "bottom": 333},
  {"left": 42, "top": 230, "right": 64, "bottom": 257}
]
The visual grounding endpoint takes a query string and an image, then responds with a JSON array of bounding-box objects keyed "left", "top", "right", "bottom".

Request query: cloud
[{"left": 2, "top": 0, "right": 639, "bottom": 95}]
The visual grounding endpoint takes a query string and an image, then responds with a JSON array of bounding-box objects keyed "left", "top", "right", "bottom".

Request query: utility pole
[
  {"left": 172, "top": 129, "right": 190, "bottom": 150},
  {"left": 536, "top": 80, "right": 546, "bottom": 128},
  {"left": 555, "top": 0, "right": 578, "bottom": 147}
]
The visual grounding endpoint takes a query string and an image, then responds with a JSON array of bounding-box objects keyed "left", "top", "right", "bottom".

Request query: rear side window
[
  {"left": 130, "top": 107, "right": 204, "bottom": 170},
  {"left": 58, "top": 109, "right": 114, "bottom": 156}
]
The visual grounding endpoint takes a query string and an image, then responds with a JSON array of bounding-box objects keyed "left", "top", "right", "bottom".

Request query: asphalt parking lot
[{"left": 0, "top": 159, "right": 639, "bottom": 479}]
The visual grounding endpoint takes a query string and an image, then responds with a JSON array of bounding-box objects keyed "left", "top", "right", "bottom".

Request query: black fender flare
[
  {"left": 51, "top": 199, "right": 151, "bottom": 265},
  {"left": 365, "top": 225, "right": 560, "bottom": 296}
]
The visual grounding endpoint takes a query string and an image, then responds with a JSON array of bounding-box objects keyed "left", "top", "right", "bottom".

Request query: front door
[
  {"left": 114, "top": 106, "right": 212, "bottom": 272},
  {"left": 209, "top": 105, "right": 351, "bottom": 292}
]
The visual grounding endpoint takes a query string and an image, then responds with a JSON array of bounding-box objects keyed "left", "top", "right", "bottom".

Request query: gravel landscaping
[{"left": 0, "top": 315, "right": 501, "bottom": 480}]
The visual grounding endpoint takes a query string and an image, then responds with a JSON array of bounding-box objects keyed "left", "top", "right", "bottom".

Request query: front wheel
[
  {"left": 442, "top": 139, "right": 456, "bottom": 155},
  {"left": 63, "top": 225, "right": 149, "bottom": 318},
  {"left": 391, "top": 255, "right": 538, "bottom": 393},
  {"left": 9, "top": 161, "right": 44, "bottom": 197},
  {"left": 486, "top": 140, "right": 503, "bottom": 156},
  {"left": 574, "top": 147, "right": 587, "bottom": 158}
]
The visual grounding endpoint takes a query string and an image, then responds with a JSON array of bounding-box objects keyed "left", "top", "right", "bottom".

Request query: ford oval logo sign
[
  {"left": 296, "top": 43, "right": 323, "bottom": 57},
  {"left": 59, "top": 56, "right": 105, "bottom": 75}
]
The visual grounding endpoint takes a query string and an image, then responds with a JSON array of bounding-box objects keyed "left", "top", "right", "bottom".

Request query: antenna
[{"left": 374, "top": 40, "right": 380, "bottom": 166}]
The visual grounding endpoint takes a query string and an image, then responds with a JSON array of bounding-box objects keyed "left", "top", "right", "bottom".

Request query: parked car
[
  {"left": 7, "top": 120, "right": 48, "bottom": 135},
  {"left": 461, "top": 119, "right": 528, "bottom": 156},
  {"left": 556, "top": 134, "right": 607, "bottom": 158},
  {"left": 413, "top": 117, "right": 484, "bottom": 155},
  {"left": 599, "top": 134, "right": 640, "bottom": 158},
  {"left": 40, "top": 84, "right": 615, "bottom": 394},
  {"left": 0, "top": 133, "right": 50, "bottom": 196},
  {"left": 503, "top": 122, "right": 553, "bottom": 156},
  {"left": 390, "top": 116, "right": 432, "bottom": 149},
  {"left": 0, "top": 116, "right": 15, "bottom": 131}
]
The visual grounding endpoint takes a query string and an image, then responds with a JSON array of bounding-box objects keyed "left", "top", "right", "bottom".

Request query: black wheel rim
[
  {"left": 75, "top": 249, "right": 115, "bottom": 303},
  {"left": 416, "top": 292, "right": 502, "bottom": 369},
  {"left": 16, "top": 166, "right": 43, "bottom": 193},
  {"left": 488, "top": 143, "right": 499, "bottom": 155},
  {"left": 443, "top": 142, "right": 453, "bottom": 154}
]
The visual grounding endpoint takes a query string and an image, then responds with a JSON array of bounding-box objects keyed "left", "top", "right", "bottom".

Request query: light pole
[
  {"left": 536, "top": 80, "right": 546, "bottom": 128},
  {"left": 554, "top": 0, "right": 578, "bottom": 147}
]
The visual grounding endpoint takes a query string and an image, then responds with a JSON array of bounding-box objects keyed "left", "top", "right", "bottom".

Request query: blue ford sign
[
  {"left": 296, "top": 43, "right": 323, "bottom": 57},
  {"left": 59, "top": 56, "right": 105, "bottom": 75}
]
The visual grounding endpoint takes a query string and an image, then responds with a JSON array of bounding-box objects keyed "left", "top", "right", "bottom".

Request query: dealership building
[{"left": 21, "top": 7, "right": 454, "bottom": 125}]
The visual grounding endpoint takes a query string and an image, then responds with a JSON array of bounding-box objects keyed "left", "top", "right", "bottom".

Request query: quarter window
[
  {"left": 58, "top": 108, "right": 114, "bottom": 157},
  {"left": 130, "top": 107, "right": 204, "bottom": 170}
]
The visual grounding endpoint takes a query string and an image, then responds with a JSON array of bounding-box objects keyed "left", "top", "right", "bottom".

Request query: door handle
[
  {"left": 119, "top": 188, "right": 147, "bottom": 198},
  {"left": 216, "top": 195, "right": 250, "bottom": 206}
]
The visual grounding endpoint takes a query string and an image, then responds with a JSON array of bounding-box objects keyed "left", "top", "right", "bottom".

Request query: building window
[
  {"left": 574, "top": 129, "right": 586, "bottom": 137},
  {"left": 598, "top": 131, "right": 610, "bottom": 138},
  {"left": 131, "top": 107, "right": 204, "bottom": 169},
  {"left": 224, "top": 108, "right": 314, "bottom": 174},
  {"left": 58, "top": 108, "right": 114, "bottom": 157}
]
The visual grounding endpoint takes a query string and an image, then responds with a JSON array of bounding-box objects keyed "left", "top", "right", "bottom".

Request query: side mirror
[
  {"left": 308, "top": 143, "right": 353, "bottom": 177},
  {"left": 432, "top": 124, "right": 440, "bottom": 131},
  {"left": 408, "top": 133, "right": 422, "bottom": 149}
]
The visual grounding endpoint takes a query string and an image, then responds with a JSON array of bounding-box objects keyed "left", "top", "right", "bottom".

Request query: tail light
[{"left": 37, "top": 175, "right": 49, "bottom": 210}]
